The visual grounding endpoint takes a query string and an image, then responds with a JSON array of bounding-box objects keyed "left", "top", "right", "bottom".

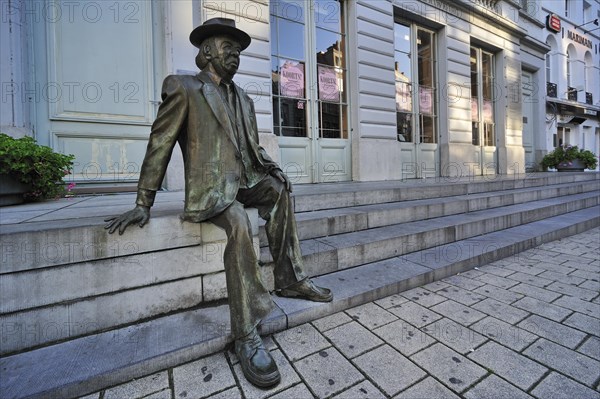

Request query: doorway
[
  {"left": 394, "top": 21, "right": 439, "bottom": 179},
  {"left": 521, "top": 71, "right": 536, "bottom": 171},
  {"left": 470, "top": 46, "right": 497, "bottom": 175},
  {"left": 270, "top": 0, "right": 351, "bottom": 183}
]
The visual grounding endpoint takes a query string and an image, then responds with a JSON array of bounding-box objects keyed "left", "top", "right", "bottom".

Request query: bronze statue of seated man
[{"left": 105, "top": 17, "right": 332, "bottom": 389}]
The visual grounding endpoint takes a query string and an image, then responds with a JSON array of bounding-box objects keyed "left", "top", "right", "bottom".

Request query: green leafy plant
[
  {"left": 0, "top": 133, "right": 75, "bottom": 200},
  {"left": 541, "top": 145, "right": 598, "bottom": 170}
]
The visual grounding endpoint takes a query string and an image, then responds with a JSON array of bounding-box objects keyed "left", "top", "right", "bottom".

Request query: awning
[{"left": 546, "top": 97, "right": 599, "bottom": 123}]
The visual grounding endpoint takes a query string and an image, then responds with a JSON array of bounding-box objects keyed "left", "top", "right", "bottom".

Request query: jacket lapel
[
  {"left": 236, "top": 85, "right": 256, "bottom": 142},
  {"left": 197, "top": 72, "right": 239, "bottom": 151}
]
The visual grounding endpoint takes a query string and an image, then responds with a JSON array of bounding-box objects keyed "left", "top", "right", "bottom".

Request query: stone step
[
  {"left": 260, "top": 191, "right": 600, "bottom": 280},
  {"left": 260, "top": 179, "right": 600, "bottom": 243},
  {"left": 289, "top": 173, "right": 599, "bottom": 213},
  {"left": 0, "top": 209, "right": 259, "bottom": 356},
  {"left": 2, "top": 206, "right": 597, "bottom": 399},
  {"left": 2, "top": 175, "right": 598, "bottom": 355},
  {"left": 2, "top": 174, "right": 596, "bottom": 272}
]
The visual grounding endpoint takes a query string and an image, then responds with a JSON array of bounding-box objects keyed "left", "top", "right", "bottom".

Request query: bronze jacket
[{"left": 135, "top": 71, "right": 279, "bottom": 222}]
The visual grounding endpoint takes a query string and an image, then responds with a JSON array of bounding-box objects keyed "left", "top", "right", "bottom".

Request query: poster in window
[
  {"left": 280, "top": 60, "right": 305, "bottom": 98},
  {"left": 318, "top": 65, "right": 340, "bottom": 102},
  {"left": 471, "top": 97, "right": 478, "bottom": 121},
  {"left": 419, "top": 86, "right": 433, "bottom": 115},
  {"left": 483, "top": 100, "right": 493, "bottom": 121},
  {"left": 395, "top": 71, "right": 411, "bottom": 112}
]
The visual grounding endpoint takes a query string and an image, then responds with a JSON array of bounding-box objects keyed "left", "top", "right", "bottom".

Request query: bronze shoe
[
  {"left": 235, "top": 329, "right": 281, "bottom": 388},
  {"left": 278, "top": 278, "right": 333, "bottom": 302}
]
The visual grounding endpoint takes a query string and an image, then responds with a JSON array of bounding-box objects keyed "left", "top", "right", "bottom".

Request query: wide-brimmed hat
[{"left": 189, "top": 18, "right": 251, "bottom": 50}]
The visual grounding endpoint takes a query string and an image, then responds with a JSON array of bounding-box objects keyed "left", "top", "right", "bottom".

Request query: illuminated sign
[{"left": 547, "top": 14, "right": 561, "bottom": 32}]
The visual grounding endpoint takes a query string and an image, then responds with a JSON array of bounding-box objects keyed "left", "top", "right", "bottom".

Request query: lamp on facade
[{"left": 575, "top": 18, "right": 599, "bottom": 33}]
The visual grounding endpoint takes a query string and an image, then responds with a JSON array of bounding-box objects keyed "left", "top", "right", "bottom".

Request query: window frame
[
  {"left": 393, "top": 20, "right": 438, "bottom": 145},
  {"left": 470, "top": 46, "right": 496, "bottom": 148},
  {"left": 270, "top": 0, "right": 349, "bottom": 140}
]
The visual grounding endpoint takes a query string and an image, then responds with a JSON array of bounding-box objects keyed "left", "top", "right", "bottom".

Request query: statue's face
[{"left": 208, "top": 35, "right": 242, "bottom": 81}]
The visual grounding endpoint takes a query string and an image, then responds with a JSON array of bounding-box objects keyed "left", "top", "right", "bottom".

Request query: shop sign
[
  {"left": 317, "top": 65, "right": 340, "bottom": 102},
  {"left": 584, "top": 108, "right": 597, "bottom": 116},
  {"left": 567, "top": 30, "right": 593, "bottom": 49},
  {"left": 280, "top": 60, "right": 305, "bottom": 98},
  {"left": 547, "top": 14, "right": 561, "bottom": 32}
]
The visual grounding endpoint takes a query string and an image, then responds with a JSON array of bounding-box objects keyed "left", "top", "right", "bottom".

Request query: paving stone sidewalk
[{"left": 81, "top": 228, "right": 600, "bottom": 399}]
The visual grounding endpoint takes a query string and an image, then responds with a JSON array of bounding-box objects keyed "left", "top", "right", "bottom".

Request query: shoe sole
[
  {"left": 277, "top": 289, "right": 333, "bottom": 302},
  {"left": 240, "top": 362, "right": 281, "bottom": 388}
]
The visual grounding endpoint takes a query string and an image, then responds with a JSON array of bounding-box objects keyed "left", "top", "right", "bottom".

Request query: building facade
[
  {"left": 541, "top": 1, "right": 600, "bottom": 164},
  {"left": 1, "top": 0, "right": 598, "bottom": 192}
]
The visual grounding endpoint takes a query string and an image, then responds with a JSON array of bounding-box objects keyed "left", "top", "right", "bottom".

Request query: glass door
[
  {"left": 394, "top": 21, "right": 438, "bottom": 179},
  {"left": 470, "top": 46, "right": 497, "bottom": 175},
  {"left": 271, "top": 0, "right": 351, "bottom": 183}
]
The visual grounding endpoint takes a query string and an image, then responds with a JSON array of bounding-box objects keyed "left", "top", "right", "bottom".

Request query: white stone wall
[
  {"left": 351, "top": 1, "right": 397, "bottom": 181},
  {"left": 540, "top": 0, "right": 600, "bottom": 169},
  {"left": 348, "top": 0, "right": 533, "bottom": 178}
]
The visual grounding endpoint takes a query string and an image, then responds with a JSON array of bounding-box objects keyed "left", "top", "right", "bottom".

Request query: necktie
[{"left": 223, "top": 83, "right": 235, "bottom": 112}]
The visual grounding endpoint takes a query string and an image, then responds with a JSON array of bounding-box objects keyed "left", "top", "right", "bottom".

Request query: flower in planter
[
  {"left": 0, "top": 133, "right": 75, "bottom": 200},
  {"left": 541, "top": 144, "right": 598, "bottom": 170}
]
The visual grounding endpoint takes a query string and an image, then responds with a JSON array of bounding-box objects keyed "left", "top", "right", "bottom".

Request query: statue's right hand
[{"left": 104, "top": 205, "right": 150, "bottom": 235}]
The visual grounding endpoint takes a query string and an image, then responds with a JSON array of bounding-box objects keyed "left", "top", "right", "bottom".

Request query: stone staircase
[{"left": 1, "top": 172, "right": 599, "bottom": 399}]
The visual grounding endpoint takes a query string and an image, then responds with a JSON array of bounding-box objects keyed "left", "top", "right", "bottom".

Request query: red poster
[
  {"left": 280, "top": 60, "right": 305, "bottom": 98},
  {"left": 483, "top": 100, "right": 493, "bottom": 121},
  {"left": 471, "top": 97, "right": 478, "bottom": 121},
  {"left": 395, "top": 71, "right": 411, "bottom": 112},
  {"left": 318, "top": 65, "right": 340, "bottom": 102},
  {"left": 419, "top": 86, "right": 433, "bottom": 115}
]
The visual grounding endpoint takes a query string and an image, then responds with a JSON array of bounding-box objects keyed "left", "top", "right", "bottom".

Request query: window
[
  {"left": 394, "top": 22, "right": 437, "bottom": 144},
  {"left": 584, "top": 52, "right": 593, "bottom": 104},
  {"left": 271, "top": 1, "right": 307, "bottom": 137},
  {"left": 471, "top": 47, "right": 495, "bottom": 147},
  {"left": 395, "top": 23, "right": 412, "bottom": 142},
  {"left": 566, "top": 45, "right": 577, "bottom": 100},
  {"left": 583, "top": 1, "right": 593, "bottom": 22},
  {"left": 545, "top": 53, "right": 551, "bottom": 83},
  {"left": 566, "top": 51, "right": 572, "bottom": 88},
  {"left": 316, "top": 0, "right": 348, "bottom": 139},
  {"left": 520, "top": 0, "right": 535, "bottom": 15},
  {"left": 270, "top": 0, "right": 348, "bottom": 139}
]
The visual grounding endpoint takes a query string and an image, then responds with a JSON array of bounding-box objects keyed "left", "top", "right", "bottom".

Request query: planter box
[
  {"left": 0, "top": 174, "right": 30, "bottom": 206},
  {"left": 556, "top": 159, "right": 586, "bottom": 172}
]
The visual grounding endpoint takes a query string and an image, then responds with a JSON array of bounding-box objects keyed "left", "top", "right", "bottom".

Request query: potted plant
[
  {"left": 541, "top": 144, "right": 598, "bottom": 172},
  {"left": 0, "top": 133, "right": 75, "bottom": 205}
]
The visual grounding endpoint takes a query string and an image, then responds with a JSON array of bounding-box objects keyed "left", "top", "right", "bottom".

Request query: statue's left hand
[
  {"left": 271, "top": 169, "right": 293, "bottom": 193},
  {"left": 104, "top": 205, "right": 150, "bottom": 235}
]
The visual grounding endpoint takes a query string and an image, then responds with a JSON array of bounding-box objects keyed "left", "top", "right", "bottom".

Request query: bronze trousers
[{"left": 210, "top": 175, "right": 306, "bottom": 339}]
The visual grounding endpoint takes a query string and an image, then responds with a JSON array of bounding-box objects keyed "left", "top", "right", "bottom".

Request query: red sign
[{"left": 547, "top": 14, "right": 561, "bottom": 32}]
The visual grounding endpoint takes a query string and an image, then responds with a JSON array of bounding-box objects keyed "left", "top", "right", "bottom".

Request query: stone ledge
[
  {"left": 0, "top": 209, "right": 258, "bottom": 274},
  {"left": 1, "top": 206, "right": 597, "bottom": 399},
  {"left": 291, "top": 173, "right": 599, "bottom": 212}
]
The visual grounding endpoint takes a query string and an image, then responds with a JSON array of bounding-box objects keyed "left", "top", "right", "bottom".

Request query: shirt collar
[{"left": 206, "top": 70, "right": 233, "bottom": 88}]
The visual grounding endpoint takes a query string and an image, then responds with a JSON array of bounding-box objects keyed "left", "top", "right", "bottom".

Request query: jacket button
[
  {"left": 235, "top": 176, "right": 240, "bottom": 181},
  {"left": 235, "top": 154, "right": 241, "bottom": 160}
]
